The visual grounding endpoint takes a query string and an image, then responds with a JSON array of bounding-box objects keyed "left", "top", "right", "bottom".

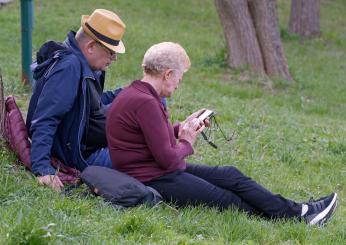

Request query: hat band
[{"left": 85, "top": 22, "right": 120, "bottom": 46}]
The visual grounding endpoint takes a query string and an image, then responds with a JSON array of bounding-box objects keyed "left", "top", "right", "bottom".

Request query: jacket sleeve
[
  {"left": 136, "top": 99, "right": 193, "bottom": 170},
  {"left": 29, "top": 58, "right": 80, "bottom": 176},
  {"left": 101, "top": 88, "right": 123, "bottom": 105}
]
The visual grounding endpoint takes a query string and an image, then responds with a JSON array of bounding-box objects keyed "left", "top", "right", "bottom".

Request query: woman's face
[{"left": 161, "top": 68, "right": 184, "bottom": 97}]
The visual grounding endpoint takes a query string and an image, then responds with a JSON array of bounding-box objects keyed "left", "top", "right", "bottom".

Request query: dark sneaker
[{"left": 303, "top": 192, "right": 338, "bottom": 226}]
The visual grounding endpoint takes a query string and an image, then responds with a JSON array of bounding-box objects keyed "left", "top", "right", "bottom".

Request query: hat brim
[
  {"left": 81, "top": 15, "right": 125, "bottom": 54},
  {"left": 101, "top": 39, "right": 125, "bottom": 54}
]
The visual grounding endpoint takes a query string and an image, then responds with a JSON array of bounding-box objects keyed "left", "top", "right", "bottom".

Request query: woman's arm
[{"left": 136, "top": 100, "right": 195, "bottom": 170}]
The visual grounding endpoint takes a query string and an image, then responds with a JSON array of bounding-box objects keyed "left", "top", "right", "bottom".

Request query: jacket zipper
[{"left": 77, "top": 76, "right": 92, "bottom": 166}]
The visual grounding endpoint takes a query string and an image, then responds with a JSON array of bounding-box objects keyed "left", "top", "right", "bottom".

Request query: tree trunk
[
  {"left": 249, "top": 0, "right": 292, "bottom": 80},
  {"left": 214, "top": 0, "right": 265, "bottom": 75},
  {"left": 214, "top": 0, "right": 292, "bottom": 81},
  {"left": 0, "top": 69, "right": 5, "bottom": 138},
  {"left": 288, "top": 0, "right": 320, "bottom": 38}
]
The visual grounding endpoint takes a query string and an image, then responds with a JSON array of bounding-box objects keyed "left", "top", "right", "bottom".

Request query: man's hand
[
  {"left": 37, "top": 175, "right": 64, "bottom": 192},
  {"left": 178, "top": 118, "right": 205, "bottom": 146}
]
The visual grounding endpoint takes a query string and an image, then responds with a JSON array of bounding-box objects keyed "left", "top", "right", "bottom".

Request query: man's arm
[
  {"left": 29, "top": 59, "right": 80, "bottom": 177},
  {"left": 101, "top": 88, "right": 123, "bottom": 105}
]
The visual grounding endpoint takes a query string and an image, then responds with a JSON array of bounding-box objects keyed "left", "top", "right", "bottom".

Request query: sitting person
[
  {"left": 106, "top": 42, "right": 337, "bottom": 226},
  {"left": 26, "top": 9, "right": 126, "bottom": 191}
]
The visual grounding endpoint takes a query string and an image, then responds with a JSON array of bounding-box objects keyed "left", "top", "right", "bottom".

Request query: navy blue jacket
[{"left": 27, "top": 31, "right": 121, "bottom": 176}]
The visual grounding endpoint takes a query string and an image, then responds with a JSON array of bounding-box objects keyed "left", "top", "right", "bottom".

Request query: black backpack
[{"left": 81, "top": 166, "right": 162, "bottom": 208}]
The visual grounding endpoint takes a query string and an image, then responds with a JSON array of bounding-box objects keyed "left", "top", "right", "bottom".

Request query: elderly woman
[{"left": 106, "top": 42, "right": 337, "bottom": 226}]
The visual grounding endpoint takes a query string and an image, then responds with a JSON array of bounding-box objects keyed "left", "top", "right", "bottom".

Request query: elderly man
[
  {"left": 106, "top": 42, "right": 337, "bottom": 226},
  {"left": 26, "top": 9, "right": 126, "bottom": 191}
]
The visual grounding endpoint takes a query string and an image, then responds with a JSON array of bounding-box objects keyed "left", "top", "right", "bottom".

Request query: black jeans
[{"left": 145, "top": 164, "right": 302, "bottom": 219}]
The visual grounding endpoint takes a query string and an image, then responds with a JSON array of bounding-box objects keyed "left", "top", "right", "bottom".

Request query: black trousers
[{"left": 146, "top": 164, "right": 302, "bottom": 219}]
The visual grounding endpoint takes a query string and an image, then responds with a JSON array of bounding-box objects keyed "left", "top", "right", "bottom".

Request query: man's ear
[{"left": 85, "top": 40, "right": 97, "bottom": 54}]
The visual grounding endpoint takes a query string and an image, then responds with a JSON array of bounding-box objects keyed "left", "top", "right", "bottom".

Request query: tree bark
[
  {"left": 249, "top": 0, "right": 292, "bottom": 80},
  {"left": 214, "top": 0, "right": 292, "bottom": 81},
  {"left": 288, "top": 0, "right": 321, "bottom": 38},
  {"left": 0, "top": 69, "right": 5, "bottom": 138},
  {"left": 214, "top": 0, "right": 265, "bottom": 75}
]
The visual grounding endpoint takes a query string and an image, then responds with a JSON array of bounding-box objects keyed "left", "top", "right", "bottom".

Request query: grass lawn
[{"left": 0, "top": 0, "right": 345, "bottom": 244}]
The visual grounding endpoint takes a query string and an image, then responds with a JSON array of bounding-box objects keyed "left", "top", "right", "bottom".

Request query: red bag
[{"left": 4, "top": 96, "right": 80, "bottom": 184}]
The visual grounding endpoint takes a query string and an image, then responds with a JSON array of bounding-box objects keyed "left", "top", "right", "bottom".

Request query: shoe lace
[{"left": 308, "top": 195, "right": 327, "bottom": 204}]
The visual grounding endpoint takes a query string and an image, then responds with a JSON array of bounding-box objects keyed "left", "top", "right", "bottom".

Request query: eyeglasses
[{"left": 96, "top": 41, "right": 116, "bottom": 57}]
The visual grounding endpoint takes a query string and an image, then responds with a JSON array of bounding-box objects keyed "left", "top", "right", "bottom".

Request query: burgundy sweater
[{"left": 106, "top": 80, "right": 194, "bottom": 182}]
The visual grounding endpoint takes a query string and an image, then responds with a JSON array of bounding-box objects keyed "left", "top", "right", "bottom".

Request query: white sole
[{"left": 310, "top": 193, "right": 337, "bottom": 225}]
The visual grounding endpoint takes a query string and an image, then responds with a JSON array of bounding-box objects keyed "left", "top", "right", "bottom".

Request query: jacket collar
[{"left": 64, "top": 31, "right": 95, "bottom": 80}]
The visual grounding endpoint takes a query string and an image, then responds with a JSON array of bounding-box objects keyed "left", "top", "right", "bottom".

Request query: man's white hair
[{"left": 142, "top": 42, "right": 191, "bottom": 75}]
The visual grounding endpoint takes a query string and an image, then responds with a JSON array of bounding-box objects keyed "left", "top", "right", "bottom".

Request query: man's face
[{"left": 88, "top": 41, "right": 117, "bottom": 71}]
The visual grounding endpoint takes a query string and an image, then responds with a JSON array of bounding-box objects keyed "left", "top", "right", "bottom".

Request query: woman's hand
[
  {"left": 178, "top": 118, "right": 205, "bottom": 145},
  {"left": 180, "top": 108, "right": 205, "bottom": 128},
  {"left": 181, "top": 108, "right": 210, "bottom": 129}
]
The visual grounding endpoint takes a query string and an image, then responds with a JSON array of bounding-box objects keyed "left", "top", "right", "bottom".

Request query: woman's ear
[{"left": 164, "top": 69, "right": 173, "bottom": 80}]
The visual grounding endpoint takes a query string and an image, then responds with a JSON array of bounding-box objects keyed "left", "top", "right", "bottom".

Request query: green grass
[{"left": 1, "top": 0, "right": 346, "bottom": 244}]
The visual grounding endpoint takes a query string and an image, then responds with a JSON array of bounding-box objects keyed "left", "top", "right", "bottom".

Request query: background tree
[
  {"left": 288, "top": 0, "right": 320, "bottom": 38},
  {"left": 214, "top": 0, "right": 292, "bottom": 81},
  {"left": 0, "top": 69, "right": 5, "bottom": 138}
]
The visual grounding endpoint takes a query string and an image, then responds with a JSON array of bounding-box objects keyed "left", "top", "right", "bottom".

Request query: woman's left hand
[{"left": 181, "top": 108, "right": 206, "bottom": 129}]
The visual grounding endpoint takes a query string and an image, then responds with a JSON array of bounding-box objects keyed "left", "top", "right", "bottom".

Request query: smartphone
[{"left": 197, "top": 109, "right": 214, "bottom": 121}]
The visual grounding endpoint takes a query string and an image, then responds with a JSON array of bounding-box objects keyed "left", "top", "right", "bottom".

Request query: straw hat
[{"left": 81, "top": 9, "right": 126, "bottom": 53}]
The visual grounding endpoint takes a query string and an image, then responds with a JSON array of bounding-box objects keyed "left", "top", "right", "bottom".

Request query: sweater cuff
[
  {"left": 178, "top": 139, "right": 194, "bottom": 156},
  {"left": 173, "top": 122, "right": 181, "bottom": 139}
]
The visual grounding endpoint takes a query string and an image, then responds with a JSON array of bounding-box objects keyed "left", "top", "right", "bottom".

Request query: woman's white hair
[{"left": 142, "top": 42, "right": 191, "bottom": 76}]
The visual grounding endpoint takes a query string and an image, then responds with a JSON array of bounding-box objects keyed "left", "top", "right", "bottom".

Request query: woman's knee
[{"left": 222, "top": 165, "right": 246, "bottom": 178}]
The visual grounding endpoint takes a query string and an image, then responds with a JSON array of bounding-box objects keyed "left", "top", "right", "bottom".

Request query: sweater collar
[{"left": 131, "top": 80, "right": 162, "bottom": 102}]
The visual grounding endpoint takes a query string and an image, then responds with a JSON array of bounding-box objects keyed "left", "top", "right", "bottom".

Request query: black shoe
[{"left": 302, "top": 192, "right": 338, "bottom": 226}]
